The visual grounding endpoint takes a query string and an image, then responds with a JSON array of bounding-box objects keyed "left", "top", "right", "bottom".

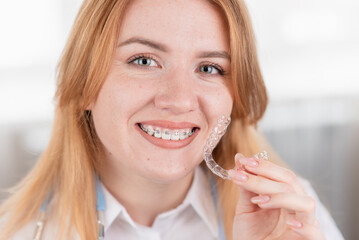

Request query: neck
[{"left": 100, "top": 161, "right": 195, "bottom": 227}]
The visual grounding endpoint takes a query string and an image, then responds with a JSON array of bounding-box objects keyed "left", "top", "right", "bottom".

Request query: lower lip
[{"left": 135, "top": 124, "right": 200, "bottom": 149}]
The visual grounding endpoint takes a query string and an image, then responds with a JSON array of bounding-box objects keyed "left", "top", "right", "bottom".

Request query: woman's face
[{"left": 91, "top": 0, "right": 233, "bottom": 183}]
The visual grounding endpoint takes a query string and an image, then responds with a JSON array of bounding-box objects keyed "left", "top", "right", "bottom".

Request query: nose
[{"left": 154, "top": 68, "right": 199, "bottom": 114}]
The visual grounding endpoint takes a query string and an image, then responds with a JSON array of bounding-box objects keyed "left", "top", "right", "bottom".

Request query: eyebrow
[
  {"left": 118, "top": 37, "right": 168, "bottom": 52},
  {"left": 197, "top": 51, "right": 230, "bottom": 60},
  {"left": 118, "top": 37, "right": 230, "bottom": 60}
]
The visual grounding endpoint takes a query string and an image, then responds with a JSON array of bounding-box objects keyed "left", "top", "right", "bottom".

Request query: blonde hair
[{"left": 0, "top": 0, "right": 275, "bottom": 239}]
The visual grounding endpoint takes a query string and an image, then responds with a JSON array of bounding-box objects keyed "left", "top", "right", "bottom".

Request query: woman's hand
[{"left": 229, "top": 153, "right": 325, "bottom": 240}]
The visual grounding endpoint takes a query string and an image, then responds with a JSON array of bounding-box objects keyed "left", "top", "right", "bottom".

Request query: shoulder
[{"left": 298, "top": 177, "right": 345, "bottom": 240}]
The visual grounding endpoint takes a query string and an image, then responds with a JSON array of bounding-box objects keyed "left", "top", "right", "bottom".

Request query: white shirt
[
  {"left": 2, "top": 166, "right": 344, "bottom": 240},
  {"left": 103, "top": 166, "right": 218, "bottom": 240}
]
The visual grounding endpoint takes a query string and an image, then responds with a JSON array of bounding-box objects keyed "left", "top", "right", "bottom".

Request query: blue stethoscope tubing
[
  {"left": 33, "top": 175, "right": 225, "bottom": 240},
  {"left": 95, "top": 175, "right": 105, "bottom": 240}
]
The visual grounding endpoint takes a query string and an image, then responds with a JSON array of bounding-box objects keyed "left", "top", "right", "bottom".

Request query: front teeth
[
  {"left": 140, "top": 124, "right": 195, "bottom": 141},
  {"left": 162, "top": 130, "right": 171, "bottom": 140},
  {"left": 171, "top": 131, "right": 180, "bottom": 140},
  {"left": 154, "top": 128, "right": 161, "bottom": 138}
]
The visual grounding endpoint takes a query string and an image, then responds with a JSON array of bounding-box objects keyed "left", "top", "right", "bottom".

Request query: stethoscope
[{"left": 33, "top": 175, "right": 225, "bottom": 240}]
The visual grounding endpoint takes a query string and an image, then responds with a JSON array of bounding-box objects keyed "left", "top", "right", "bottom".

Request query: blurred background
[{"left": 0, "top": 0, "right": 358, "bottom": 238}]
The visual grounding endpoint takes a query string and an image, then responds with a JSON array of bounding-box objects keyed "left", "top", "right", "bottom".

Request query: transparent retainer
[{"left": 203, "top": 115, "right": 268, "bottom": 180}]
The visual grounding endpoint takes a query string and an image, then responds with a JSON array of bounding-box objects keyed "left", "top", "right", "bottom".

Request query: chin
[{"left": 139, "top": 162, "right": 196, "bottom": 184}]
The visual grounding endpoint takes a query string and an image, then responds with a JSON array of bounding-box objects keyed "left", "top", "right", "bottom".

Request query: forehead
[{"left": 118, "top": 0, "right": 229, "bottom": 51}]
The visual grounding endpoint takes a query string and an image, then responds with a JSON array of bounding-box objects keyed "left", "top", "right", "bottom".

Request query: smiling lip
[
  {"left": 138, "top": 120, "right": 200, "bottom": 129},
  {"left": 135, "top": 120, "right": 200, "bottom": 149}
]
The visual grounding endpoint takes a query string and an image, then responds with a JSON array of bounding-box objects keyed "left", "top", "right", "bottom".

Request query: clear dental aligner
[{"left": 203, "top": 115, "right": 269, "bottom": 180}]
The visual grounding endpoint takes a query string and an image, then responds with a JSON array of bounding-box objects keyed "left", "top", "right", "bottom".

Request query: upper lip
[{"left": 138, "top": 120, "right": 200, "bottom": 130}]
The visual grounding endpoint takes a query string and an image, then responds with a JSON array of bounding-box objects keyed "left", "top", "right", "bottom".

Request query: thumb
[{"left": 235, "top": 185, "right": 258, "bottom": 215}]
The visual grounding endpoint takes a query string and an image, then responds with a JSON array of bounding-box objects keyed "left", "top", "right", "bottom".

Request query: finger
[
  {"left": 287, "top": 220, "right": 325, "bottom": 240},
  {"left": 251, "top": 193, "right": 316, "bottom": 224},
  {"left": 235, "top": 155, "right": 305, "bottom": 194},
  {"left": 231, "top": 154, "right": 261, "bottom": 214},
  {"left": 228, "top": 169, "right": 294, "bottom": 195},
  {"left": 235, "top": 185, "right": 259, "bottom": 215}
]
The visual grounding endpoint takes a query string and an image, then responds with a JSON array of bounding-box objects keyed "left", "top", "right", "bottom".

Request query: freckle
[
  {"left": 139, "top": 85, "right": 142, "bottom": 88},
  {"left": 147, "top": 158, "right": 150, "bottom": 161}
]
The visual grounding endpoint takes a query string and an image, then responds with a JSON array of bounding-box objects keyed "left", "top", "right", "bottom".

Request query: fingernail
[
  {"left": 234, "top": 153, "right": 243, "bottom": 162},
  {"left": 228, "top": 169, "right": 248, "bottom": 182},
  {"left": 286, "top": 219, "right": 303, "bottom": 229},
  {"left": 244, "top": 158, "right": 259, "bottom": 167},
  {"left": 234, "top": 160, "right": 245, "bottom": 171},
  {"left": 251, "top": 195, "right": 270, "bottom": 204}
]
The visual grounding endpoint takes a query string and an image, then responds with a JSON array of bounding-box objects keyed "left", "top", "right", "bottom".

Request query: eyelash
[
  {"left": 127, "top": 54, "right": 159, "bottom": 66},
  {"left": 127, "top": 54, "right": 226, "bottom": 76},
  {"left": 200, "top": 62, "right": 226, "bottom": 76}
]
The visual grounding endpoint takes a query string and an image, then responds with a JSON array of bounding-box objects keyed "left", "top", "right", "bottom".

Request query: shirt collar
[
  {"left": 101, "top": 182, "right": 137, "bottom": 230},
  {"left": 101, "top": 165, "right": 219, "bottom": 238},
  {"left": 182, "top": 165, "right": 219, "bottom": 237}
]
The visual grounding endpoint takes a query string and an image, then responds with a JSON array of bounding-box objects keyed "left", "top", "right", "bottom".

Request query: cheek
[
  {"left": 91, "top": 74, "right": 151, "bottom": 136},
  {"left": 199, "top": 86, "right": 233, "bottom": 119},
  {"left": 100, "top": 75, "right": 154, "bottom": 118}
]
